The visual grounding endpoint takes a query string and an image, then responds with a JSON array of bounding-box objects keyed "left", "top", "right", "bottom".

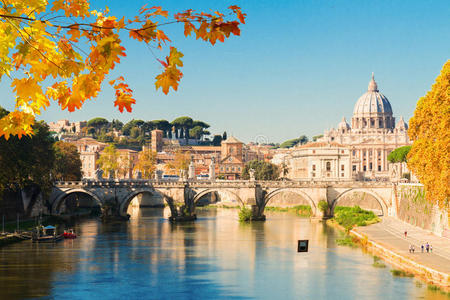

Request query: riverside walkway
[{"left": 355, "top": 217, "right": 450, "bottom": 275}]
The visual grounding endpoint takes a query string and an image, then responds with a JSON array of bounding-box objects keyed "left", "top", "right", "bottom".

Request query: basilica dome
[{"left": 353, "top": 74, "right": 393, "bottom": 116}]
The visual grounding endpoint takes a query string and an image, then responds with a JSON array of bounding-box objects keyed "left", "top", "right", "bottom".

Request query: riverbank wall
[
  {"left": 350, "top": 227, "right": 450, "bottom": 291},
  {"left": 394, "top": 183, "right": 449, "bottom": 237}
]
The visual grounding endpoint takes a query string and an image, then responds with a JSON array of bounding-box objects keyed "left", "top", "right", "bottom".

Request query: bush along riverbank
[
  {"left": 333, "top": 206, "right": 380, "bottom": 232},
  {"left": 264, "top": 205, "right": 312, "bottom": 217}
]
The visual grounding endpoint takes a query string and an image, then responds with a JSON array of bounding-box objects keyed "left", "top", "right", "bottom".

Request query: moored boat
[
  {"left": 32, "top": 225, "right": 63, "bottom": 243},
  {"left": 63, "top": 229, "right": 77, "bottom": 239}
]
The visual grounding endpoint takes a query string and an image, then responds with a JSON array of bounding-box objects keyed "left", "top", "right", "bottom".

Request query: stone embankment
[{"left": 350, "top": 217, "right": 450, "bottom": 291}]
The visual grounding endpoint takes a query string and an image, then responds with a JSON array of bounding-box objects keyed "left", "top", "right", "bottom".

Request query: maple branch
[{"left": 5, "top": 17, "right": 63, "bottom": 72}]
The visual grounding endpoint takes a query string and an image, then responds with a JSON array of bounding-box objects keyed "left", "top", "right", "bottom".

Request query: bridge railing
[{"left": 54, "top": 179, "right": 392, "bottom": 189}]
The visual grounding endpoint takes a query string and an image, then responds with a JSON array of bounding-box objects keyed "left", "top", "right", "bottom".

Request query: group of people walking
[{"left": 405, "top": 231, "right": 432, "bottom": 254}]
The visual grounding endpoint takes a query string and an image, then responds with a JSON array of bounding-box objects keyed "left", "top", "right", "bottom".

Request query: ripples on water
[{"left": 0, "top": 208, "right": 445, "bottom": 299}]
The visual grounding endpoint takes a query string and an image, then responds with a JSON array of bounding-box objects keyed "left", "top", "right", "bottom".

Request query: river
[{"left": 0, "top": 208, "right": 445, "bottom": 299}]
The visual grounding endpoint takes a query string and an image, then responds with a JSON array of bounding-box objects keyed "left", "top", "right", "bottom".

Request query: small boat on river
[
  {"left": 32, "top": 225, "right": 63, "bottom": 243},
  {"left": 63, "top": 229, "right": 77, "bottom": 239}
]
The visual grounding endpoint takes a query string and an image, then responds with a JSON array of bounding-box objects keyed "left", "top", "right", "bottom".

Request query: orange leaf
[{"left": 114, "top": 93, "right": 136, "bottom": 112}]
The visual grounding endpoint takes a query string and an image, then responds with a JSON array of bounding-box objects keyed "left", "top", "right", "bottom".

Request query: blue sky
[{"left": 0, "top": 0, "right": 449, "bottom": 143}]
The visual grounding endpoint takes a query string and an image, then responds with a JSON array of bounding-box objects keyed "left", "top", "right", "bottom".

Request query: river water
[{"left": 0, "top": 208, "right": 445, "bottom": 299}]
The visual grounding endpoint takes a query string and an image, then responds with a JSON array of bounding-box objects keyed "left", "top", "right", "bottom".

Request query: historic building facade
[
  {"left": 319, "top": 74, "right": 411, "bottom": 179},
  {"left": 219, "top": 136, "right": 245, "bottom": 180},
  {"left": 70, "top": 138, "right": 107, "bottom": 179}
]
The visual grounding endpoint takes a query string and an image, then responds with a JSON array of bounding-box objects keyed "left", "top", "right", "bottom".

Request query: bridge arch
[
  {"left": 264, "top": 188, "right": 317, "bottom": 216},
  {"left": 192, "top": 189, "right": 244, "bottom": 206},
  {"left": 119, "top": 189, "right": 170, "bottom": 216},
  {"left": 331, "top": 188, "right": 388, "bottom": 216},
  {"left": 52, "top": 189, "right": 102, "bottom": 214}
]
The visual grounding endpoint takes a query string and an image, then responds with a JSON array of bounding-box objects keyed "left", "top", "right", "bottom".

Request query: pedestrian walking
[
  {"left": 412, "top": 245, "right": 415, "bottom": 253},
  {"left": 404, "top": 230, "right": 407, "bottom": 238},
  {"left": 409, "top": 245, "right": 412, "bottom": 253},
  {"left": 426, "top": 242, "right": 429, "bottom": 253},
  {"left": 430, "top": 245, "right": 432, "bottom": 253},
  {"left": 421, "top": 244, "right": 424, "bottom": 252}
]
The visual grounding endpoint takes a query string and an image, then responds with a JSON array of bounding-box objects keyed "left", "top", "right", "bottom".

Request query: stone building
[
  {"left": 219, "top": 136, "right": 245, "bottom": 180},
  {"left": 319, "top": 74, "right": 411, "bottom": 179},
  {"left": 151, "top": 129, "right": 163, "bottom": 153},
  {"left": 48, "top": 119, "right": 86, "bottom": 134},
  {"left": 273, "top": 142, "right": 351, "bottom": 180},
  {"left": 70, "top": 138, "right": 107, "bottom": 178}
]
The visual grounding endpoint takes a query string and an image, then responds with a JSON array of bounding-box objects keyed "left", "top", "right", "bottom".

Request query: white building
[
  {"left": 274, "top": 142, "right": 351, "bottom": 180},
  {"left": 319, "top": 74, "right": 411, "bottom": 179}
]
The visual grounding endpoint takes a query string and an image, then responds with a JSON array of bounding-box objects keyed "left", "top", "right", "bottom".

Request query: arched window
[{"left": 326, "top": 162, "right": 331, "bottom": 171}]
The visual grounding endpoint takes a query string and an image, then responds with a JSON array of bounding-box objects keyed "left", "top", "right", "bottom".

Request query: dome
[
  {"left": 353, "top": 74, "right": 393, "bottom": 116},
  {"left": 338, "top": 117, "right": 351, "bottom": 130},
  {"left": 395, "top": 116, "right": 408, "bottom": 130}
]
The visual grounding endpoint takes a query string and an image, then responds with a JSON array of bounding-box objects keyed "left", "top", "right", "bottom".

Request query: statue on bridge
[
  {"left": 249, "top": 168, "right": 256, "bottom": 181},
  {"left": 94, "top": 168, "right": 104, "bottom": 180}
]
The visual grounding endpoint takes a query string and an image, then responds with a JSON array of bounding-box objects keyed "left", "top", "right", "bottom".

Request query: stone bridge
[{"left": 49, "top": 180, "right": 395, "bottom": 220}]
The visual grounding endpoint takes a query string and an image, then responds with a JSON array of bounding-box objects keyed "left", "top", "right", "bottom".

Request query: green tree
[
  {"left": 312, "top": 134, "right": 324, "bottom": 142},
  {"left": 130, "top": 127, "right": 140, "bottom": 139},
  {"left": 241, "top": 160, "right": 280, "bottom": 180},
  {"left": 0, "top": 107, "right": 55, "bottom": 194},
  {"left": 87, "top": 117, "right": 109, "bottom": 134},
  {"left": 212, "top": 135, "right": 223, "bottom": 146},
  {"left": 97, "top": 144, "right": 119, "bottom": 178},
  {"left": 408, "top": 60, "right": 450, "bottom": 208},
  {"left": 122, "top": 119, "right": 145, "bottom": 136},
  {"left": 152, "top": 120, "right": 171, "bottom": 138},
  {"left": 387, "top": 146, "right": 411, "bottom": 163},
  {"left": 172, "top": 116, "right": 193, "bottom": 139},
  {"left": 111, "top": 119, "right": 124, "bottom": 131},
  {"left": 280, "top": 136, "right": 309, "bottom": 148},
  {"left": 52, "top": 141, "right": 82, "bottom": 181}
]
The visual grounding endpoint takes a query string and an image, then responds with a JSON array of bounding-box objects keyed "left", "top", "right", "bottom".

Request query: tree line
[{"left": 83, "top": 116, "right": 228, "bottom": 147}]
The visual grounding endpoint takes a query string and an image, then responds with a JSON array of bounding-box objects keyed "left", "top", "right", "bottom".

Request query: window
[
  {"left": 341, "top": 165, "right": 344, "bottom": 171},
  {"left": 363, "top": 166, "right": 367, "bottom": 171},
  {"left": 341, "top": 173, "right": 344, "bottom": 177},
  {"left": 369, "top": 163, "right": 373, "bottom": 170},
  {"left": 378, "top": 165, "right": 381, "bottom": 171},
  {"left": 326, "top": 162, "right": 331, "bottom": 171},
  {"left": 312, "top": 172, "right": 315, "bottom": 177},
  {"left": 220, "top": 167, "right": 224, "bottom": 171},
  {"left": 352, "top": 165, "right": 357, "bottom": 172},
  {"left": 312, "top": 150, "right": 316, "bottom": 154},
  {"left": 379, "top": 120, "right": 383, "bottom": 127},
  {"left": 312, "top": 165, "right": 316, "bottom": 171},
  {"left": 231, "top": 167, "right": 235, "bottom": 171},
  {"left": 238, "top": 167, "right": 241, "bottom": 171},
  {"left": 352, "top": 150, "right": 356, "bottom": 156},
  {"left": 371, "top": 120, "right": 375, "bottom": 127},
  {"left": 226, "top": 167, "right": 229, "bottom": 171}
]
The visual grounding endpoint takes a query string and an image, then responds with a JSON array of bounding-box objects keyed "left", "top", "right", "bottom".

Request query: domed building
[{"left": 320, "top": 74, "right": 411, "bottom": 179}]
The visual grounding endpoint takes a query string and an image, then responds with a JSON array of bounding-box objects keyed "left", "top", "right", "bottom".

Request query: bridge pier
[{"left": 168, "top": 185, "right": 197, "bottom": 222}]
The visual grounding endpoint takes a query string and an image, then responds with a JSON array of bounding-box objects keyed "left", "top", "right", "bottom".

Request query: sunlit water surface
[{"left": 0, "top": 208, "right": 445, "bottom": 299}]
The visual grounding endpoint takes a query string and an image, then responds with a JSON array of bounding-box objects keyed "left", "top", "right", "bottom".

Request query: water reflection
[{"left": 0, "top": 208, "right": 443, "bottom": 299}]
